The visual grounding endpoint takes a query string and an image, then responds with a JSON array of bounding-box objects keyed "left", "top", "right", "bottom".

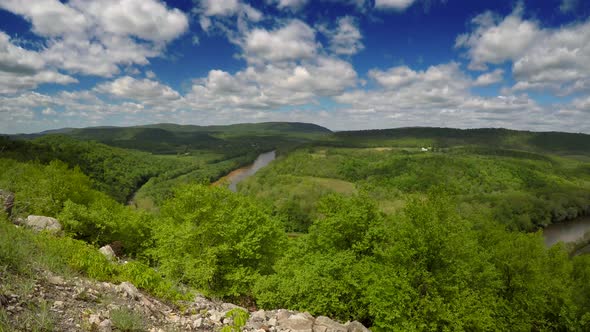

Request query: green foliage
[
  {"left": 0, "top": 216, "right": 187, "bottom": 303},
  {"left": 151, "top": 185, "right": 286, "bottom": 298},
  {"left": 255, "top": 191, "right": 588, "bottom": 330},
  {"left": 221, "top": 308, "right": 249, "bottom": 332},
  {"left": 110, "top": 307, "right": 146, "bottom": 332},
  {"left": 58, "top": 196, "right": 154, "bottom": 255},
  {"left": 0, "top": 158, "right": 96, "bottom": 217},
  {"left": 241, "top": 145, "right": 590, "bottom": 232}
]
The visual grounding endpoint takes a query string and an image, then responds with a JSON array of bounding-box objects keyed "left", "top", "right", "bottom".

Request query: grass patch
[
  {"left": 110, "top": 307, "right": 146, "bottom": 332},
  {"left": 0, "top": 216, "right": 190, "bottom": 304}
]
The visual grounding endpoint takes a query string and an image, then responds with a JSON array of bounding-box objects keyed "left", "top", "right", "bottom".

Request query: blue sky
[{"left": 0, "top": 0, "right": 589, "bottom": 133}]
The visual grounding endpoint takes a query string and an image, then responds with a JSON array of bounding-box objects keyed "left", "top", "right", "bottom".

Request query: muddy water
[
  {"left": 214, "top": 150, "right": 276, "bottom": 192},
  {"left": 543, "top": 216, "right": 590, "bottom": 247}
]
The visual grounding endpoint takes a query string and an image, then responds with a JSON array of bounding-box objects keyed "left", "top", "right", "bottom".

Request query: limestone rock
[
  {"left": 25, "top": 215, "right": 62, "bottom": 233},
  {"left": 251, "top": 309, "right": 267, "bottom": 321},
  {"left": 345, "top": 321, "right": 370, "bottom": 332},
  {"left": 99, "top": 245, "right": 117, "bottom": 261},
  {"left": 278, "top": 312, "right": 314, "bottom": 332},
  {"left": 98, "top": 319, "right": 112, "bottom": 332},
  {"left": 117, "top": 282, "right": 140, "bottom": 300},
  {"left": 89, "top": 314, "right": 101, "bottom": 326},
  {"left": 313, "top": 316, "right": 347, "bottom": 332}
]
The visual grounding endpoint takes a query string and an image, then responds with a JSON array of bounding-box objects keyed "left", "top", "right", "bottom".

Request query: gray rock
[
  {"left": 278, "top": 313, "right": 314, "bottom": 332},
  {"left": 117, "top": 282, "right": 140, "bottom": 300},
  {"left": 345, "top": 321, "right": 370, "bottom": 332},
  {"left": 89, "top": 314, "right": 101, "bottom": 327},
  {"left": 25, "top": 215, "right": 62, "bottom": 233},
  {"left": 48, "top": 275, "right": 65, "bottom": 285},
  {"left": 99, "top": 245, "right": 117, "bottom": 261},
  {"left": 276, "top": 309, "right": 291, "bottom": 321},
  {"left": 209, "top": 310, "right": 223, "bottom": 323},
  {"left": 313, "top": 316, "right": 347, "bottom": 332},
  {"left": 251, "top": 309, "right": 267, "bottom": 321},
  {"left": 98, "top": 319, "right": 112, "bottom": 332},
  {"left": 52, "top": 300, "right": 64, "bottom": 309}
]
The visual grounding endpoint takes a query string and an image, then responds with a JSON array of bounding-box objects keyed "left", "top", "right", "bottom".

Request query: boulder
[
  {"left": 313, "top": 316, "right": 347, "bottom": 332},
  {"left": 98, "top": 319, "right": 112, "bottom": 332},
  {"left": 278, "top": 312, "right": 314, "bottom": 332},
  {"left": 25, "top": 215, "right": 62, "bottom": 233},
  {"left": 345, "top": 321, "right": 370, "bottom": 332},
  {"left": 117, "top": 282, "right": 140, "bottom": 300},
  {"left": 99, "top": 245, "right": 117, "bottom": 261}
]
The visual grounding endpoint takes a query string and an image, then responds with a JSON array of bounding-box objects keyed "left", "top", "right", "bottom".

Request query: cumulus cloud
[
  {"left": 187, "top": 56, "right": 357, "bottom": 110},
  {"left": 95, "top": 76, "right": 181, "bottom": 104},
  {"left": 0, "top": 0, "right": 189, "bottom": 78},
  {"left": 269, "top": 0, "right": 309, "bottom": 11},
  {"left": 327, "top": 62, "right": 585, "bottom": 132},
  {"left": 319, "top": 16, "right": 364, "bottom": 56},
  {"left": 0, "top": 31, "right": 45, "bottom": 74},
  {"left": 0, "top": 31, "right": 77, "bottom": 94},
  {"left": 241, "top": 20, "right": 318, "bottom": 63},
  {"left": 474, "top": 69, "right": 504, "bottom": 86},
  {"left": 71, "top": 0, "right": 188, "bottom": 42},
  {"left": 196, "top": 0, "right": 262, "bottom": 33},
  {"left": 455, "top": 6, "right": 540, "bottom": 70},
  {"left": 374, "top": 0, "right": 416, "bottom": 11},
  {"left": 457, "top": 5, "right": 590, "bottom": 96}
]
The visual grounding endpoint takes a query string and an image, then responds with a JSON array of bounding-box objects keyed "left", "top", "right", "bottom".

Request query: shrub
[
  {"left": 151, "top": 184, "right": 286, "bottom": 298},
  {"left": 110, "top": 307, "right": 145, "bottom": 332}
]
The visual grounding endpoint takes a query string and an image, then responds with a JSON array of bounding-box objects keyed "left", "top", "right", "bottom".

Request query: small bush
[{"left": 110, "top": 307, "right": 146, "bottom": 332}]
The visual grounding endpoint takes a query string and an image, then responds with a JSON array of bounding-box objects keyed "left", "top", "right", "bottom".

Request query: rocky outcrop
[
  {"left": 0, "top": 269, "right": 371, "bottom": 332},
  {"left": 99, "top": 245, "right": 117, "bottom": 261},
  {"left": 25, "top": 215, "right": 62, "bottom": 233}
]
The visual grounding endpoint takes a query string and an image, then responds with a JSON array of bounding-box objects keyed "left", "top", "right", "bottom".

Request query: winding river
[
  {"left": 214, "top": 150, "right": 276, "bottom": 192},
  {"left": 543, "top": 216, "right": 590, "bottom": 252}
]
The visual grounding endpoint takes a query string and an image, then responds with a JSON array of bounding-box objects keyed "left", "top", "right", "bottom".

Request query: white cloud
[
  {"left": 196, "top": 0, "right": 262, "bottom": 33},
  {"left": 70, "top": 0, "right": 188, "bottom": 43},
  {"left": 474, "top": 69, "right": 504, "bottom": 86},
  {"left": 457, "top": 5, "right": 590, "bottom": 96},
  {"left": 511, "top": 20, "right": 590, "bottom": 95},
  {"left": 200, "top": 0, "right": 241, "bottom": 16},
  {"left": 187, "top": 56, "right": 357, "bottom": 110},
  {"left": 328, "top": 62, "right": 585, "bottom": 132},
  {"left": 374, "top": 0, "right": 416, "bottom": 11},
  {"left": 242, "top": 20, "right": 318, "bottom": 63},
  {"left": 0, "top": 0, "right": 88, "bottom": 37},
  {"left": 0, "top": 32, "right": 77, "bottom": 94},
  {"left": 270, "top": 0, "right": 309, "bottom": 11},
  {"left": 95, "top": 76, "right": 181, "bottom": 104},
  {"left": 42, "top": 107, "right": 56, "bottom": 115},
  {"left": 320, "top": 16, "right": 364, "bottom": 56},
  {"left": 455, "top": 6, "right": 540, "bottom": 70},
  {"left": 0, "top": 0, "right": 189, "bottom": 78},
  {"left": 0, "top": 31, "right": 45, "bottom": 74}
]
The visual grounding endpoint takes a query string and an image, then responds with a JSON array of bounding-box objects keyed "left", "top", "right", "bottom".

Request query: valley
[{"left": 1, "top": 123, "right": 590, "bottom": 331}]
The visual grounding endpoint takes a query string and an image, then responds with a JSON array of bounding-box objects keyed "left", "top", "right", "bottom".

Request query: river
[
  {"left": 543, "top": 216, "right": 590, "bottom": 250},
  {"left": 214, "top": 150, "right": 276, "bottom": 192}
]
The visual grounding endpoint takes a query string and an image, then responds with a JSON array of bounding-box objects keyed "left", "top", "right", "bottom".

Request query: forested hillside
[{"left": 1, "top": 125, "right": 590, "bottom": 330}]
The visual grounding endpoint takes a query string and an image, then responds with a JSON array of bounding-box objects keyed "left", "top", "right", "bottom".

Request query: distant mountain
[
  {"left": 7, "top": 122, "right": 332, "bottom": 155},
  {"left": 327, "top": 127, "right": 590, "bottom": 155}
]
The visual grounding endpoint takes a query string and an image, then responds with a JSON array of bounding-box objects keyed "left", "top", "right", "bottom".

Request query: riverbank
[
  {"left": 213, "top": 151, "right": 276, "bottom": 192},
  {"left": 543, "top": 216, "right": 590, "bottom": 255}
]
